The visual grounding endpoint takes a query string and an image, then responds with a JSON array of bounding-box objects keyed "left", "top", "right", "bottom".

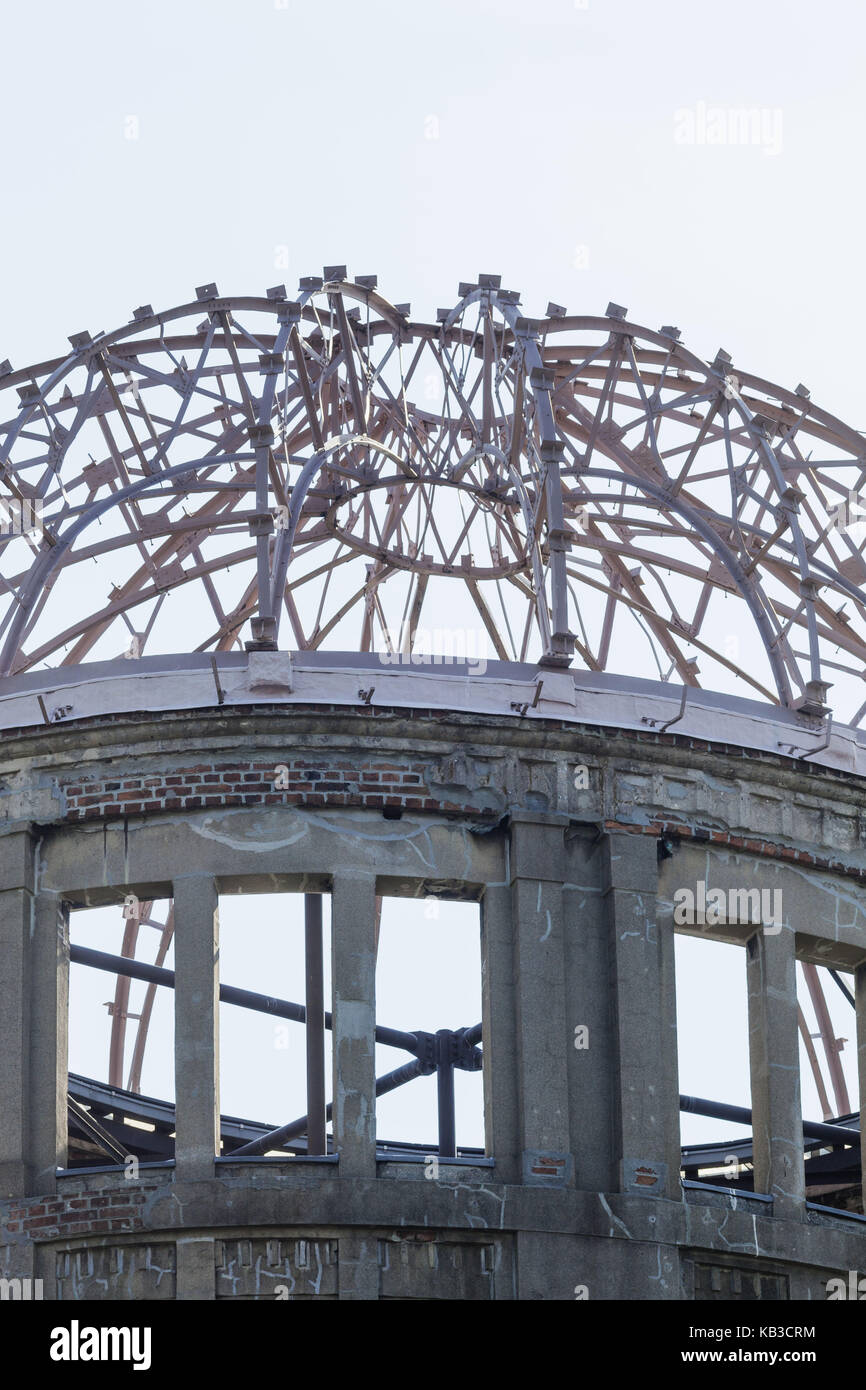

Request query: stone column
[
  {"left": 563, "top": 831, "right": 615, "bottom": 1193},
  {"left": 857, "top": 962, "right": 866, "bottom": 1217},
  {"left": 29, "top": 891, "right": 69, "bottom": 1194},
  {"left": 172, "top": 876, "right": 220, "bottom": 1183},
  {"left": 331, "top": 874, "right": 377, "bottom": 1180},
  {"left": 0, "top": 828, "right": 68, "bottom": 1198},
  {"left": 747, "top": 923, "right": 805, "bottom": 1214},
  {"left": 604, "top": 830, "right": 680, "bottom": 1200},
  {"left": 480, "top": 882, "right": 520, "bottom": 1183},
  {"left": 509, "top": 813, "right": 573, "bottom": 1188}
]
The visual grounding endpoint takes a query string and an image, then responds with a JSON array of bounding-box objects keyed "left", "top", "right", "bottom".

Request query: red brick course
[
  {"left": 53, "top": 734, "right": 866, "bottom": 886},
  {"left": 60, "top": 760, "right": 497, "bottom": 823},
  {"left": 1, "top": 1183, "right": 158, "bottom": 1241}
]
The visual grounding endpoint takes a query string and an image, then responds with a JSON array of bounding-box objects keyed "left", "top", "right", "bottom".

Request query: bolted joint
[
  {"left": 248, "top": 423, "right": 275, "bottom": 449},
  {"left": 540, "top": 438, "right": 566, "bottom": 463},
  {"left": 248, "top": 511, "right": 275, "bottom": 536},
  {"left": 539, "top": 631, "right": 576, "bottom": 669},
  {"left": 548, "top": 527, "right": 573, "bottom": 553},
  {"left": 514, "top": 315, "right": 543, "bottom": 339},
  {"left": 799, "top": 576, "right": 823, "bottom": 600},
  {"left": 244, "top": 616, "right": 278, "bottom": 651},
  {"left": 795, "top": 679, "right": 832, "bottom": 719},
  {"left": 412, "top": 1031, "right": 438, "bottom": 1075},
  {"left": 452, "top": 1028, "right": 484, "bottom": 1072},
  {"left": 529, "top": 366, "right": 556, "bottom": 392},
  {"left": 277, "top": 299, "right": 302, "bottom": 326},
  {"left": 258, "top": 352, "right": 283, "bottom": 375}
]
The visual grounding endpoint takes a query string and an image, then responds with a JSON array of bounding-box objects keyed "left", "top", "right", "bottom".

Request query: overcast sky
[{"left": 8, "top": 0, "right": 861, "bottom": 1153}]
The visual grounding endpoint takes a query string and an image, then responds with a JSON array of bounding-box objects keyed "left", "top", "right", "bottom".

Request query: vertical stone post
[
  {"left": 856, "top": 961, "right": 866, "bottom": 1217},
  {"left": 747, "top": 923, "right": 805, "bottom": 1215},
  {"left": 0, "top": 828, "right": 68, "bottom": 1198},
  {"left": 30, "top": 891, "right": 69, "bottom": 1195},
  {"left": 331, "top": 874, "right": 377, "bottom": 1179},
  {"left": 604, "top": 830, "right": 680, "bottom": 1200},
  {"left": 332, "top": 874, "right": 378, "bottom": 1300},
  {"left": 563, "top": 831, "right": 615, "bottom": 1193},
  {"left": 172, "top": 875, "right": 220, "bottom": 1184},
  {"left": 509, "top": 813, "right": 573, "bottom": 1187},
  {"left": 480, "top": 882, "right": 520, "bottom": 1183}
]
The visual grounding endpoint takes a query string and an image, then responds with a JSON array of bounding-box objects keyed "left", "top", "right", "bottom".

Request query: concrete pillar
[
  {"left": 604, "top": 830, "right": 680, "bottom": 1200},
  {"left": 331, "top": 874, "right": 377, "bottom": 1178},
  {"left": 510, "top": 814, "right": 572, "bottom": 1187},
  {"left": 172, "top": 876, "right": 220, "bottom": 1182},
  {"left": 480, "top": 883, "right": 520, "bottom": 1183},
  {"left": 0, "top": 828, "right": 68, "bottom": 1198},
  {"left": 747, "top": 924, "right": 805, "bottom": 1215},
  {"left": 176, "top": 1236, "right": 215, "bottom": 1300},
  {"left": 29, "top": 891, "right": 69, "bottom": 1194},
  {"left": 853, "top": 961, "right": 866, "bottom": 1216},
  {"left": 0, "top": 885, "right": 31, "bottom": 1198},
  {"left": 563, "top": 833, "right": 615, "bottom": 1192}
]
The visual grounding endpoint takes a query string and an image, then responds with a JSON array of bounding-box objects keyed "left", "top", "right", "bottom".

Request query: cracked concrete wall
[
  {"left": 5, "top": 1170, "right": 866, "bottom": 1301},
  {"left": 1, "top": 703, "right": 866, "bottom": 1298}
]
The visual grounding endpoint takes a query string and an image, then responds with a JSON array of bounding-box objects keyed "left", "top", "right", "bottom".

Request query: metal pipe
[
  {"left": 679, "top": 1093, "right": 860, "bottom": 1146},
  {"left": 830, "top": 968, "right": 856, "bottom": 1008},
  {"left": 304, "top": 894, "right": 327, "bottom": 1156},
  {"left": 230, "top": 1058, "right": 425, "bottom": 1156},
  {"left": 436, "top": 1030, "right": 456, "bottom": 1157},
  {"left": 70, "top": 944, "right": 417, "bottom": 1051},
  {"left": 802, "top": 961, "right": 850, "bottom": 1116}
]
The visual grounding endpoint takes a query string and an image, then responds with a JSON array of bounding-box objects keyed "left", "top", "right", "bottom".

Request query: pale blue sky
[
  {"left": 13, "top": 0, "right": 862, "bottom": 1154},
  {"left": 2, "top": 0, "right": 864, "bottom": 420}
]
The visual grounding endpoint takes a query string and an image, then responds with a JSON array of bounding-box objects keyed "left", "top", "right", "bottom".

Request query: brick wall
[
  {"left": 57, "top": 758, "right": 866, "bottom": 884},
  {"left": 61, "top": 759, "right": 495, "bottom": 821},
  {"left": 2, "top": 1183, "right": 158, "bottom": 1241}
]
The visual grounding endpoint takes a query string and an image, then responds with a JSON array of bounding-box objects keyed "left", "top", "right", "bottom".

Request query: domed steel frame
[
  {"left": 1, "top": 271, "right": 865, "bottom": 723},
  {"left": 0, "top": 270, "right": 862, "bottom": 1129}
]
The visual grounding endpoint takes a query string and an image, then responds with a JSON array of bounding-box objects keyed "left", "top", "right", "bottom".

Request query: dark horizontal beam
[
  {"left": 680, "top": 1093, "right": 861, "bottom": 1146},
  {"left": 70, "top": 943, "right": 417, "bottom": 1052},
  {"left": 230, "top": 1058, "right": 426, "bottom": 1157}
]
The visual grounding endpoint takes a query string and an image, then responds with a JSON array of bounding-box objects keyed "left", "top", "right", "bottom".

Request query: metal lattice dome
[{"left": 2, "top": 270, "right": 864, "bottom": 719}]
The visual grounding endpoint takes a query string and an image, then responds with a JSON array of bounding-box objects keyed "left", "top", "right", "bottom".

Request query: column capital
[
  {"left": 508, "top": 815, "right": 568, "bottom": 883},
  {"left": 0, "top": 824, "right": 40, "bottom": 893}
]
